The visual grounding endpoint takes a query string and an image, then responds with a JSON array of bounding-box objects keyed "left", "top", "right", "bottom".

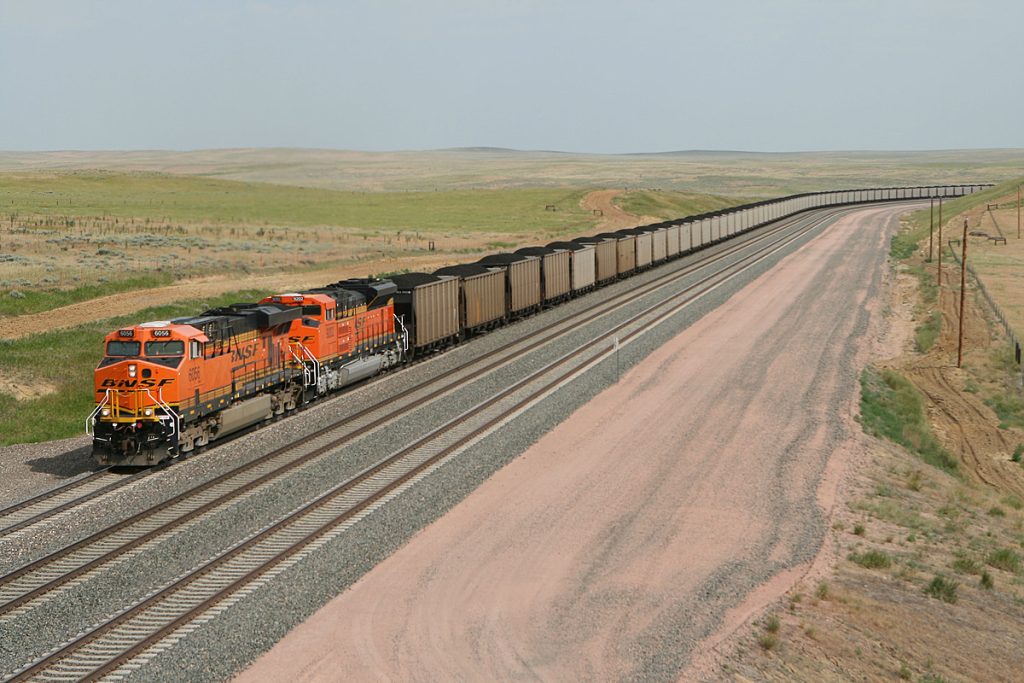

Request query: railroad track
[
  {"left": 0, "top": 204, "right": 827, "bottom": 623},
  {"left": 0, "top": 469, "right": 146, "bottom": 538},
  {"left": 0, "top": 203, "right": 834, "bottom": 549},
  {"left": 4, "top": 202, "right": 842, "bottom": 681}
]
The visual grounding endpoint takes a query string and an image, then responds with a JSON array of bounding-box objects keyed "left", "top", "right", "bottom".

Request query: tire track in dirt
[
  {"left": 895, "top": 252, "right": 1024, "bottom": 497},
  {"left": 903, "top": 364, "right": 1023, "bottom": 496}
]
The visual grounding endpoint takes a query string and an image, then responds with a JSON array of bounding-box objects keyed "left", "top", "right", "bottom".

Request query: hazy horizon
[{"left": 4, "top": 145, "right": 1024, "bottom": 156}]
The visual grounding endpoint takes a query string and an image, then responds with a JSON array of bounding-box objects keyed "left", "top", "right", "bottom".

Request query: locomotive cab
[{"left": 90, "top": 322, "right": 201, "bottom": 465}]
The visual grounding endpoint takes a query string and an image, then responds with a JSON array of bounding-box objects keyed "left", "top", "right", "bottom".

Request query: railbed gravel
[
  {"left": 120, "top": 213, "right": 842, "bottom": 683},
  {"left": 1, "top": 211, "right": 846, "bottom": 680}
]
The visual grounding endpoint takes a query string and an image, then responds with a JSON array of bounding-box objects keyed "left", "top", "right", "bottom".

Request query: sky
[{"left": 0, "top": 0, "right": 1021, "bottom": 153}]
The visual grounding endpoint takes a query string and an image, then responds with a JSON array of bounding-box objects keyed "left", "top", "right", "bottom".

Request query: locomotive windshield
[
  {"left": 106, "top": 341, "right": 141, "bottom": 356},
  {"left": 144, "top": 340, "right": 185, "bottom": 356}
]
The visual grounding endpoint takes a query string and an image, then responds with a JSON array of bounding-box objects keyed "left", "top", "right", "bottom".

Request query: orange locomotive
[{"left": 89, "top": 279, "right": 406, "bottom": 466}]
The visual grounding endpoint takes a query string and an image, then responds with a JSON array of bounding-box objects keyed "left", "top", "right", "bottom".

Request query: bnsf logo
[
  {"left": 100, "top": 378, "right": 175, "bottom": 388},
  {"left": 289, "top": 335, "right": 315, "bottom": 344},
  {"left": 232, "top": 343, "right": 260, "bottom": 363}
]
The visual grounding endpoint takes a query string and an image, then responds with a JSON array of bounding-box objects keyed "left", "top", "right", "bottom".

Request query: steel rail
[
  {"left": 0, "top": 204, "right": 835, "bottom": 621},
  {"left": 0, "top": 202, "right": 812, "bottom": 544},
  {"left": 0, "top": 469, "right": 130, "bottom": 537},
  {"left": 7, "top": 201, "right": 847, "bottom": 682}
]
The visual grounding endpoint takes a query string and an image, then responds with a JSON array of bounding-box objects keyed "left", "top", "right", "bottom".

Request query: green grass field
[
  {"left": 0, "top": 289, "right": 266, "bottom": 446},
  {"left": 0, "top": 171, "right": 596, "bottom": 235},
  {"left": 2, "top": 148, "right": 1021, "bottom": 194},
  {"left": 0, "top": 273, "right": 174, "bottom": 317},
  {"left": 615, "top": 189, "right": 754, "bottom": 221}
]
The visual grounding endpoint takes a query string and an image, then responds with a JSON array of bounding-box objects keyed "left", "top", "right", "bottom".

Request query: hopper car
[{"left": 88, "top": 184, "right": 989, "bottom": 465}]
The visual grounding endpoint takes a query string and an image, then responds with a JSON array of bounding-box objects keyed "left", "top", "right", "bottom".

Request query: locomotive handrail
[
  {"left": 394, "top": 314, "right": 409, "bottom": 353},
  {"left": 299, "top": 343, "right": 321, "bottom": 388},
  {"left": 146, "top": 388, "right": 180, "bottom": 440},
  {"left": 288, "top": 344, "right": 320, "bottom": 389},
  {"left": 85, "top": 390, "right": 113, "bottom": 436}
]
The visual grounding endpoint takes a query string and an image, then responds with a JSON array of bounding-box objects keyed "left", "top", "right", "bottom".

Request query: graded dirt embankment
[
  {"left": 714, "top": 207, "right": 1024, "bottom": 682},
  {"left": 236, "top": 206, "right": 900, "bottom": 681}
]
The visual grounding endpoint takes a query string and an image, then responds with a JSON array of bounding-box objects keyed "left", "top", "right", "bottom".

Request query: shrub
[
  {"left": 987, "top": 548, "right": 1021, "bottom": 573},
  {"left": 951, "top": 556, "right": 980, "bottom": 575},
  {"left": 1013, "top": 444, "right": 1024, "bottom": 463},
  {"left": 757, "top": 633, "right": 778, "bottom": 651},
  {"left": 985, "top": 393, "right": 1024, "bottom": 430},
  {"left": 849, "top": 549, "right": 892, "bottom": 569},
  {"left": 988, "top": 506, "right": 1006, "bottom": 517},
  {"left": 815, "top": 582, "right": 830, "bottom": 600},
  {"left": 859, "top": 367, "right": 958, "bottom": 475},
  {"left": 854, "top": 523, "right": 866, "bottom": 536},
  {"left": 924, "top": 575, "right": 959, "bottom": 603},
  {"left": 980, "top": 570, "right": 994, "bottom": 590},
  {"left": 914, "top": 311, "right": 941, "bottom": 353},
  {"left": 765, "top": 614, "right": 780, "bottom": 634}
]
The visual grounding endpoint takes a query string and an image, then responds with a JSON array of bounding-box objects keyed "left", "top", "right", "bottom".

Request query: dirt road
[
  {"left": 0, "top": 192, "right": 652, "bottom": 342},
  {"left": 580, "top": 189, "right": 657, "bottom": 231},
  {"left": 0, "top": 254, "right": 473, "bottom": 341},
  {"left": 236, "top": 207, "right": 899, "bottom": 681}
]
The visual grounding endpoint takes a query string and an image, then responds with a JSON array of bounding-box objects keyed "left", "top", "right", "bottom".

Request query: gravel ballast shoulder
[
  {"left": 0, "top": 206, "right": 894, "bottom": 680},
  {"left": 112, "top": 209, "right": 867, "bottom": 682}
]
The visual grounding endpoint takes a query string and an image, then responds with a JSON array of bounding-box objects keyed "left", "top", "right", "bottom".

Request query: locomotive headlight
[
  {"left": 128, "top": 364, "right": 137, "bottom": 378},
  {"left": 143, "top": 408, "right": 153, "bottom": 417},
  {"left": 101, "top": 408, "right": 111, "bottom": 417}
]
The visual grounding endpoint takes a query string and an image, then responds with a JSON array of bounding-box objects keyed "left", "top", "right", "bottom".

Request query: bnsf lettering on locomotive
[
  {"left": 100, "top": 378, "right": 175, "bottom": 388},
  {"left": 231, "top": 343, "right": 259, "bottom": 362},
  {"left": 288, "top": 335, "right": 315, "bottom": 344}
]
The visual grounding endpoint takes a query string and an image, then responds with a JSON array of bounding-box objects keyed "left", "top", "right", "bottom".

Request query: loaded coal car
[
  {"left": 476, "top": 253, "right": 542, "bottom": 317},
  {"left": 260, "top": 277, "right": 406, "bottom": 396},
  {"left": 595, "top": 232, "right": 637, "bottom": 277},
  {"left": 90, "top": 302, "right": 302, "bottom": 465},
  {"left": 390, "top": 272, "right": 459, "bottom": 356},
  {"left": 570, "top": 235, "right": 617, "bottom": 285},
  {"left": 514, "top": 246, "right": 571, "bottom": 304},
  {"left": 616, "top": 228, "right": 653, "bottom": 270},
  {"left": 681, "top": 219, "right": 699, "bottom": 252},
  {"left": 643, "top": 225, "right": 669, "bottom": 264},
  {"left": 662, "top": 222, "right": 681, "bottom": 258},
  {"left": 546, "top": 241, "right": 597, "bottom": 294},
  {"left": 433, "top": 264, "right": 506, "bottom": 335}
]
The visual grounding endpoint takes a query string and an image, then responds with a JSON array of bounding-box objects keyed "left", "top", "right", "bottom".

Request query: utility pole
[
  {"left": 1017, "top": 184, "right": 1021, "bottom": 239},
  {"left": 937, "top": 197, "right": 943, "bottom": 286},
  {"left": 928, "top": 197, "right": 934, "bottom": 262},
  {"left": 957, "top": 219, "right": 969, "bottom": 368}
]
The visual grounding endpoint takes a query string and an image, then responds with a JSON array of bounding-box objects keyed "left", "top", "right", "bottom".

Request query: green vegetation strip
[
  {"left": 0, "top": 273, "right": 174, "bottom": 317},
  {"left": 859, "top": 366, "right": 959, "bottom": 475},
  {"left": 0, "top": 171, "right": 597, "bottom": 235},
  {"left": 614, "top": 189, "right": 753, "bottom": 221},
  {"left": 0, "top": 289, "right": 265, "bottom": 446}
]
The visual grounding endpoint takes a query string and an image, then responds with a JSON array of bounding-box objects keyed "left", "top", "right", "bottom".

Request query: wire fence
[{"left": 947, "top": 240, "right": 1023, "bottom": 381}]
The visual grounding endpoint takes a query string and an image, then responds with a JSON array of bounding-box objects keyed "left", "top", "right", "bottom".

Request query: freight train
[{"left": 88, "top": 184, "right": 988, "bottom": 466}]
